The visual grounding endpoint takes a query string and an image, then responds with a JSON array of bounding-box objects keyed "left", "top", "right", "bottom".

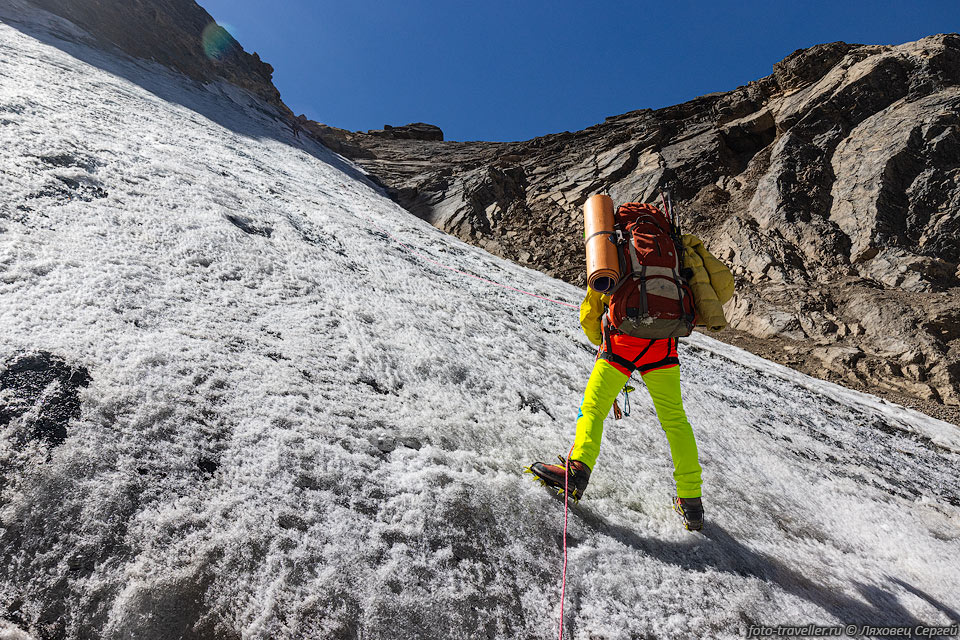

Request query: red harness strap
[{"left": 599, "top": 317, "right": 679, "bottom": 376}]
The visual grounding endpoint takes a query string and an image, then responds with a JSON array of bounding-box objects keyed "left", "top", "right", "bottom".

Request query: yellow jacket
[
  {"left": 579, "top": 234, "right": 734, "bottom": 342},
  {"left": 681, "top": 234, "right": 734, "bottom": 331},
  {"left": 579, "top": 286, "right": 608, "bottom": 346}
]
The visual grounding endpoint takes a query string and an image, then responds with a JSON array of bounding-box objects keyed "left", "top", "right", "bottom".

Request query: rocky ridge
[
  {"left": 309, "top": 36, "right": 960, "bottom": 419},
  {"left": 25, "top": 0, "right": 288, "bottom": 114}
]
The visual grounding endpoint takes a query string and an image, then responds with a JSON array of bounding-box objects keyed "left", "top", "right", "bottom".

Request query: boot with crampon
[
  {"left": 673, "top": 496, "right": 704, "bottom": 531},
  {"left": 526, "top": 456, "right": 591, "bottom": 501}
]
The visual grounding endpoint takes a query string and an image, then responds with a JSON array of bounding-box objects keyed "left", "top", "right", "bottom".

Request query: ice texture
[{"left": 0, "top": 3, "right": 958, "bottom": 639}]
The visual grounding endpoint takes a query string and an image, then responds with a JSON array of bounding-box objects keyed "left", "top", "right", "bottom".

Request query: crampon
[
  {"left": 673, "top": 496, "right": 704, "bottom": 531},
  {"left": 524, "top": 456, "right": 591, "bottom": 501}
]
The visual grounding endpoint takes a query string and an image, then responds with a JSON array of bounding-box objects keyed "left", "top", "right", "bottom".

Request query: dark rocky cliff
[
  {"left": 27, "top": 0, "right": 289, "bottom": 114},
  {"left": 311, "top": 36, "right": 960, "bottom": 420}
]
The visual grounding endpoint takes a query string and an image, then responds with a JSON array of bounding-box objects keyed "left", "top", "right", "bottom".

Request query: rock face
[
  {"left": 27, "top": 0, "right": 287, "bottom": 113},
  {"left": 367, "top": 123, "right": 444, "bottom": 141},
  {"left": 311, "top": 35, "right": 960, "bottom": 415}
]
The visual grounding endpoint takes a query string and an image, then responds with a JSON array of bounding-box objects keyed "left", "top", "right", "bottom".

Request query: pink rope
[
  {"left": 559, "top": 443, "right": 575, "bottom": 640},
  {"left": 361, "top": 213, "right": 579, "bottom": 310}
]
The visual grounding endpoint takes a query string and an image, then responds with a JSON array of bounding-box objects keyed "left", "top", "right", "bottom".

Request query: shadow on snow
[{"left": 567, "top": 505, "right": 959, "bottom": 632}]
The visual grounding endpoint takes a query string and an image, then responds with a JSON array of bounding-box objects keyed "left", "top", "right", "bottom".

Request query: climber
[{"left": 527, "top": 199, "right": 734, "bottom": 531}]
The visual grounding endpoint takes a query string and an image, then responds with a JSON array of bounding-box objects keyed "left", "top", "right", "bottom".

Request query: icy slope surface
[{"left": 1, "top": 5, "right": 959, "bottom": 639}]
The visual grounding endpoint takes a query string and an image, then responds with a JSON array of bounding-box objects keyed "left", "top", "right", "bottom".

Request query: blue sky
[{"left": 200, "top": 1, "right": 959, "bottom": 142}]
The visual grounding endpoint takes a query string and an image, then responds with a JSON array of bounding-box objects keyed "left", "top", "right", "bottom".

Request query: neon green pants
[{"left": 569, "top": 360, "right": 703, "bottom": 498}]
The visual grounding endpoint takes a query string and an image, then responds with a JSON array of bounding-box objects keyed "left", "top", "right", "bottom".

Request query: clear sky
[{"left": 199, "top": 1, "right": 959, "bottom": 142}]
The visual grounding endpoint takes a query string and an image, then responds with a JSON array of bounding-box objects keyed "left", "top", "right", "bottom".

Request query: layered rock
[
  {"left": 310, "top": 35, "right": 960, "bottom": 416},
  {"left": 367, "top": 123, "right": 444, "bottom": 141}
]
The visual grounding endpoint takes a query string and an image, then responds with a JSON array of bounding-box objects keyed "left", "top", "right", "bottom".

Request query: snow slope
[{"left": 1, "top": 4, "right": 958, "bottom": 639}]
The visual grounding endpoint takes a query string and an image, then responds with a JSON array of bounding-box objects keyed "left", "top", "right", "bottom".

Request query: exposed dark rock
[
  {"left": 294, "top": 117, "right": 376, "bottom": 159},
  {"left": 27, "top": 0, "right": 288, "bottom": 115},
  {"left": 0, "top": 352, "right": 92, "bottom": 447},
  {"left": 196, "top": 456, "right": 219, "bottom": 476},
  {"left": 277, "top": 514, "right": 309, "bottom": 531},
  {"left": 309, "top": 34, "right": 960, "bottom": 417},
  {"left": 37, "top": 152, "right": 100, "bottom": 172},
  {"left": 771, "top": 42, "right": 857, "bottom": 92},
  {"left": 27, "top": 175, "right": 108, "bottom": 204},
  {"left": 367, "top": 123, "right": 444, "bottom": 141},
  {"left": 225, "top": 214, "right": 273, "bottom": 238}
]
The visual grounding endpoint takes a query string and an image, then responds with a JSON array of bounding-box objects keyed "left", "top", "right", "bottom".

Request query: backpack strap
[
  {"left": 601, "top": 313, "right": 616, "bottom": 354},
  {"left": 638, "top": 264, "right": 648, "bottom": 318},
  {"left": 585, "top": 230, "right": 617, "bottom": 244},
  {"left": 600, "top": 315, "right": 634, "bottom": 373}
]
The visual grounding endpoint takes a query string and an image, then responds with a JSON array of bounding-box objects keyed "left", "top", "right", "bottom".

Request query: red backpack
[{"left": 607, "top": 202, "right": 696, "bottom": 339}]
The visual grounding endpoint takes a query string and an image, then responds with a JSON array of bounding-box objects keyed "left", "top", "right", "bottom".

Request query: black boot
[
  {"left": 673, "top": 496, "right": 704, "bottom": 531},
  {"left": 526, "top": 456, "right": 591, "bottom": 501}
]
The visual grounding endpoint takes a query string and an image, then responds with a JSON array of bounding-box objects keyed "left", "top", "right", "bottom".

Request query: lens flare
[{"left": 201, "top": 22, "right": 236, "bottom": 61}]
